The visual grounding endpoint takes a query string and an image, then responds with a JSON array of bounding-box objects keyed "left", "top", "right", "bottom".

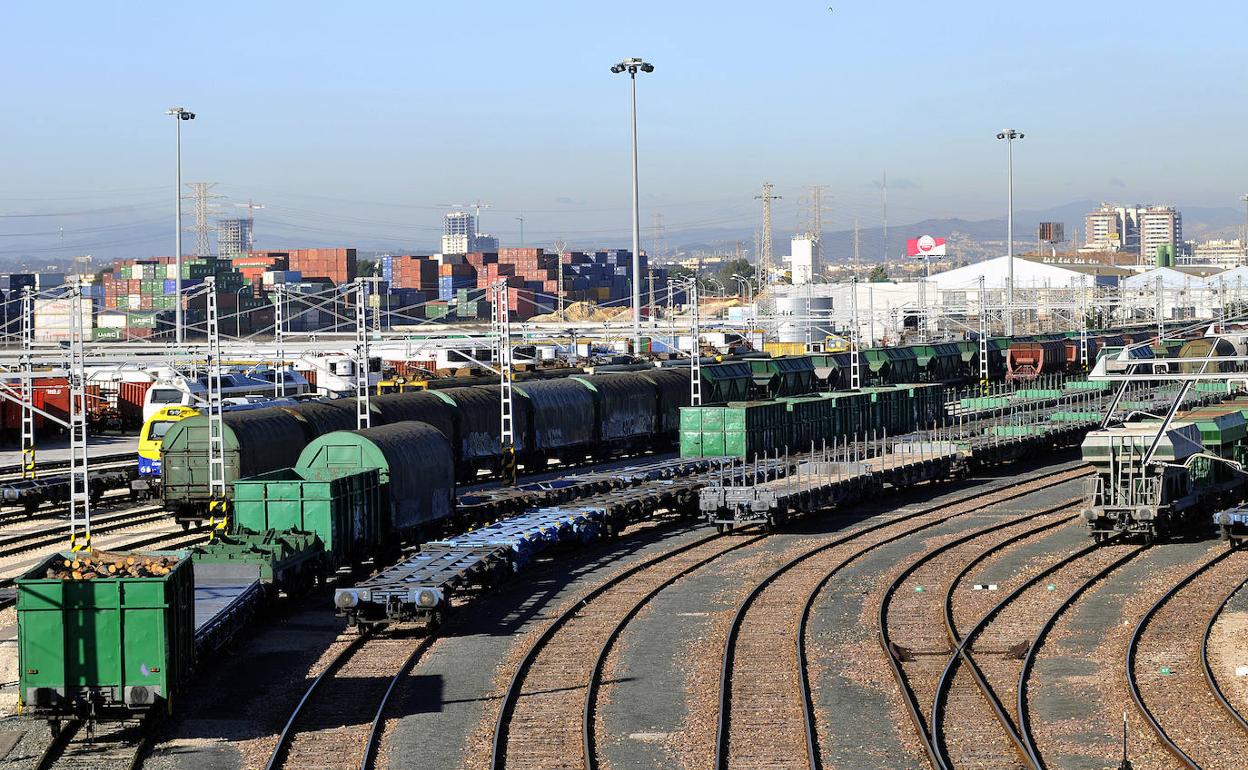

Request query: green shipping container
[
  {"left": 93, "top": 328, "right": 122, "bottom": 341},
  {"left": 128, "top": 312, "right": 158, "bottom": 328},
  {"left": 17, "top": 551, "right": 194, "bottom": 714},
  {"left": 232, "top": 467, "right": 383, "bottom": 565}
]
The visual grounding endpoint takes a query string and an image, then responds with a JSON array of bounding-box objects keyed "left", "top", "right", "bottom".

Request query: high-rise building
[
  {"left": 1082, "top": 203, "right": 1141, "bottom": 253},
  {"left": 1138, "top": 206, "right": 1183, "bottom": 264},
  {"left": 217, "top": 218, "right": 254, "bottom": 257},
  {"left": 441, "top": 211, "right": 499, "bottom": 254},
  {"left": 1081, "top": 202, "right": 1182, "bottom": 263}
]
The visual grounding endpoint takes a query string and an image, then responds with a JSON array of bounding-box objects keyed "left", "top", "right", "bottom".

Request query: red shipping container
[{"left": 118, "top": 381, "right": 152, "bottom": 428}]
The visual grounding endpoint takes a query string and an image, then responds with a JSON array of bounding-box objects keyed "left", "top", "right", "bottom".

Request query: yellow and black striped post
[{"left": 207, "top": 498, "right": 230, "bottom": 541}]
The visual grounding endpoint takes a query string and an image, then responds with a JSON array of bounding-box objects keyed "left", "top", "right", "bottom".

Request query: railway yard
[{"left": 0, "top": 332, "right": 1247, "bottom": 770}]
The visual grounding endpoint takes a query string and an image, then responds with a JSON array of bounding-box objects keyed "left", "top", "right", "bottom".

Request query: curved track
[
  {"left": 877, "top": 500, "right": 1082, "bottom": 769},
  {"left": 1016, "top": 545, "right": 1148, "bottom": 767},
  {"left": 711, "top": 466, "right": 1092, "bottom": 770},
  {"left": 1202, "top": 570, "right": 1248, "bottom": 738},
  {"left": 490, "top": 531, "right": 765, "bottom": 770},
  {"left": 1127, "top": 545, "right": 1248, "bottom": 769},
  {"left": 264, "top": 632, "right": 434, "bottom": 770}
]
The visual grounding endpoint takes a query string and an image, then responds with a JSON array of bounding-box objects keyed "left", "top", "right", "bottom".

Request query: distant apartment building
[
  {"left": 441, "top": 211, "right": 499, "bottom": 254},
  {"left": 217, "top": 218, "right": 254, "bottom": 257},
  {"left": 1181, "top": 239, "right": 1247, "bottom": 269},
  {"left": 1080, "top": 202, "right": 1181, "bottom": 263},
  {"left": 1083, "top": 203, "right": 1140, "bottom": 253},
  {"left": 1139, "top": 206, "right": 1183, "bottom": 263}
]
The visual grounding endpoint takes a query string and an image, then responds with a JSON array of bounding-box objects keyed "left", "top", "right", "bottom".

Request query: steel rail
[
  {"left": 877, "top": 500, "right": 1080, "bottom": 770},
  {"left": 933, "top": 518, "right": 1105, "bottom": 769},
  {"left": 264, "top": 633, "right": 371, "bottom": 770},
  {"left": 490, "top": 531, "right": 763, "bottom": 770},
  {"left": 1201, "top": 566, "right": 1248, "bottom": 737},
  {"left": 357, "top": 637, "right": 436, "bottom": 770},
  {"left": 1126, "top": 547, "right": 1237, "bottom": 769},
  {"left": 0, "top": 504, "right": 165, "bottom": 558},
  {"left": 715, "top": 467, "right": 1091, "bottom": 770},
  {"left": 582, "top": 535, "right": 764, "bottom": 770},
  {"left": 1016, "top": 545, "right": 1147, "bottom": 768}
]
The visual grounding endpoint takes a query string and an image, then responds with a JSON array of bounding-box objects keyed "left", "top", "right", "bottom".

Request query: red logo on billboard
[{"left": 906, "top": 235, "right": 947, "bottom": 258}]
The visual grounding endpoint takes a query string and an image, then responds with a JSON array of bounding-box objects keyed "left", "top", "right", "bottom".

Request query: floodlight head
[
  {"left": 640, "top": 63, "right": 654, "bottom": 73},
  {"left": 996, "top": 132, "right": 1006, "bottom": 139},
  {"left": 610, "top": 64, "right": 625, "bottom": 73},
  {"left": 182, "top": 111, "right": 195, "bottom": 121}
]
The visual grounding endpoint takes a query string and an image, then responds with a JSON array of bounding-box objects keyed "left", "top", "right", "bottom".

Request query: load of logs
[{"left": 45, "top": 550, "right": 180, "bottom": 580}]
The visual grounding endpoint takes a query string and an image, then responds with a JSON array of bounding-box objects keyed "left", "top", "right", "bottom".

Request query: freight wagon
[
  {"left": 160, "top": 400, "right": 359, "bottom": 523},
  {"left": 16, "top": 550, "right": 263, "bottom": 720},
  {"left": 1082, "top": 398, "right": 1248, "bottom": 541},
  {"left": 192, "top": 421, "right": 457, "bottom": 596}
]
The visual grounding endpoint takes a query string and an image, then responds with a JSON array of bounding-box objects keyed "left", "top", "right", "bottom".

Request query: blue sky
[{"left": 2, "top": 0, "right": 1245, "bottom": 253}]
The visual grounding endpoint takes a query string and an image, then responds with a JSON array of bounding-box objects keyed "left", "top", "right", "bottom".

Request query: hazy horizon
[{"left": 3, "top": 1, "right": 1245, "bottom": 259}]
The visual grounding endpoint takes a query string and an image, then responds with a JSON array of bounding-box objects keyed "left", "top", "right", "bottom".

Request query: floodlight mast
[
  {"left": 166, "top": 106, "right": 196, "bottom": 344},
  {"left": 611, "top": 58, "right": 654, "bottom": 353},
  {"left": 996, "top": 128, "right": 1024, "bottom": 336}
]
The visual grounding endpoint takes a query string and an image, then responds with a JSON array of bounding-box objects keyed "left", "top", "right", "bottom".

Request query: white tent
[
  {"left": 929, "top": 256, "right": 1085, "bottom": 290},
  {"left": 1201, "top": 266, "right": 1248, "bottom": 288},
  {"left": 1121, "top": 267, "right": 1198, "bottom": 290}
]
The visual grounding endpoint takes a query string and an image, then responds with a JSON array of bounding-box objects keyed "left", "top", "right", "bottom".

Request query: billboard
[
  {"left": 906, "top": 235, "right": 947, "bottom": 258},
  {"left": 1039, "top": 222, "right": 1065, "bottom": 243}
]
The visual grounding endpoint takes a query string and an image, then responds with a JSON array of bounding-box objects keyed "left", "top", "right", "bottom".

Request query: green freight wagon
[
  {"left": 162, "top": 408, "right": 311, "bottom": 521},
  {"left": 192, "top": 530, "right": 324, "bottom": 593},
  {"left": 296, "top": 422, "right": 455, "bottom": 537},
  {"left": 862, "top": 347, "right": 920, "bottom": 386},
  {"left": 913, "top": 342, "right": 966, "bottom": 383},
  {"left": 698, "top": 362, "right": 754, "bottom": 404},
  {"left": 18, "top": 552, "right": 194, "bottom": 716},
  {"left": 232, "top": 467, "right": 384, "bottom": 567},
  {"left": 747, "top": 356, "right": 816, "bottom": 398},
  {"left": 161, "top": 403, "right": 358, "bottom": 523}
]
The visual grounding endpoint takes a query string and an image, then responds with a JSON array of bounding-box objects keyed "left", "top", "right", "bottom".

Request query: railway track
[
  {"left": 877, "top": 499, "right": 1084, "bottom": 769},
  {"left": 32, "top": 716, "right": 151, "bottom": 770},
  {"left": 1015, "top": 544, "right": 1149, "bottom": 766},
  {"left": 262, "top": 630, "right": 434, "bottom": 770},
  {"left": 933, "top": 522, "right": 1143, "bottom": 770},
  {"left": 710, "top": 466, "right": 1092, "bottom": 770},
  {"left": 1203, "top": 568, "right": 1248, "bottom": 740},
  {"left": 1127, "top": 545, "right": 1248, "bottom": 768},
  {"left": 0, "top": 504, "right": 166, "bottom": 560},
  {"left": 0, "top": 452, "right": 134, "bottom": 482},
  {"left": 490, "top": 531, "right": 766, "bottom": 770}
]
